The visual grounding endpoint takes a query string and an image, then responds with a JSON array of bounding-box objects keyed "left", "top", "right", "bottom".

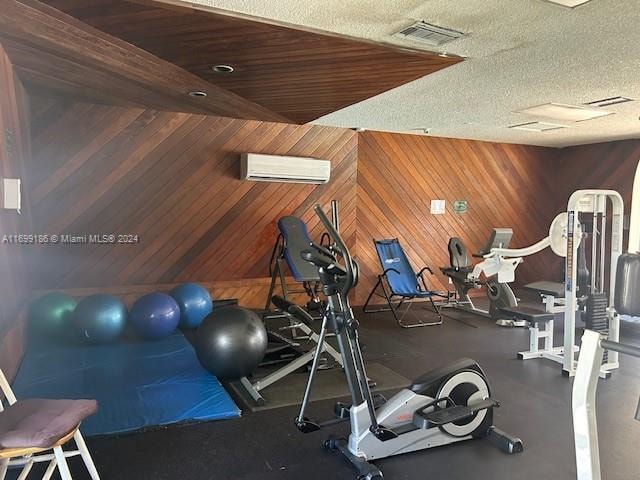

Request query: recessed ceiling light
[
  {"left": 544, "top": 0, "right": 592, "bottom": 7},
  {"left": 508, "top": 122, "right": 568, "bottom": 132},
  {"left": 516, "top": 103, "right": 612, "bottom": 122},
  {"left": 188, "top": 91, "right": 208, "bottom": 98},
  {"left": 212, "top": 65, "right": 234, "bottom": 73}
]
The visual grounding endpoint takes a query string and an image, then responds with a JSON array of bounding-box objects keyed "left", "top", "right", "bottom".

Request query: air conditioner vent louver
[
  {"left": 394, "top": 21, "right": 464, "bottom": 46},
  {"left": 584, "top": 96, "right": 634, "bottom": 108}
]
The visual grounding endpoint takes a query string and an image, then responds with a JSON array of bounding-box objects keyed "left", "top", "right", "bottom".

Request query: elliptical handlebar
[{"left": 313, "top": 204, "right": 355, "bottom": 296}]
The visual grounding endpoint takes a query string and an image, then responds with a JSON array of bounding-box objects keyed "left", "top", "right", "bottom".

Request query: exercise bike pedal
[
  {"left": 295, "top": 417, "right": 322, "bottom": 433},
  {"left": 415, "top": 398, "right": 498, "bottom": 429}
]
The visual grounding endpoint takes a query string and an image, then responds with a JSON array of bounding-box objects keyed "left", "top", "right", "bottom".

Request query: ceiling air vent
[
  {"left": 394, "top": 21, "right": 465, "bottom": 46},
  {"left": 508, "top": 122, "right": 569, "bottom": 132},
  {"left": 584, "top": 96, "right": 634, "bottom": 108}
]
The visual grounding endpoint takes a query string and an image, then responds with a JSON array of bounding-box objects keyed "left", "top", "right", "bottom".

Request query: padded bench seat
[
  {"left": 524, "top": 281, "right": 565, "bottom": 298},
  {"left": 499, "top": 306, "right": 554, "bottom": 324}
]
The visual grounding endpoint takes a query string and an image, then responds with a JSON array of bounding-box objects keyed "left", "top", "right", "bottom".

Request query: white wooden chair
[{"left": 0, "top": 369, "right": 100, "bottom": 480}]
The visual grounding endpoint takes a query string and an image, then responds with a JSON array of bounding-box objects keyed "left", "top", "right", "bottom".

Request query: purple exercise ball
[{"left": 130, "top": 293, "right": 180, "bottom": 340}]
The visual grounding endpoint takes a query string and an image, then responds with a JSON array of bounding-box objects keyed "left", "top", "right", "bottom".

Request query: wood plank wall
[
  {"left": 554, "top": 140, "right": 640, "bottom": 204},
  {"left": 26, "top": 97, "right": 640, "bottom": 313},
  {"left": 354, "top": 131, "right": 562, "bottom": 305},
  {"left": 0, "top": 43, "right": 31, "bottom": 379},
  {"left": 27, "top": 98, "right": 358, "bottom": 307}
]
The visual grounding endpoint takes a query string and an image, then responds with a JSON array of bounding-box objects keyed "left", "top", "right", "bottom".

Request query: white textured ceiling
[{"left": 169, "top": 0, "right": 640, "bottom": 148}]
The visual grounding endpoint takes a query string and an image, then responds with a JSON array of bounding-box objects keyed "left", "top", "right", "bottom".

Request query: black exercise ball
[{"left": 195, "top": 306, "right": 268, "bottom": 380}]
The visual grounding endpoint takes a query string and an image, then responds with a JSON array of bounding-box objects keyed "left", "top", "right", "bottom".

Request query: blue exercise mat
[{"left": 12, "top": 333, "right": 240, "bottom": 436}]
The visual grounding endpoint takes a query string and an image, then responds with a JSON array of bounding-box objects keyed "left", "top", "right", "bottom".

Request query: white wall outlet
[{"left": 3, "top": 178, "right": 21, "bottom": 213}]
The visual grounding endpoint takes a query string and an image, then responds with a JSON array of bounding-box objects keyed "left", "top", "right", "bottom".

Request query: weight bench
[
  {"left": 500, "top": 300, "right": 577, "bottom": 364},
  {"left": 525, "top": 281, "right": 566, "bottom": 313}
]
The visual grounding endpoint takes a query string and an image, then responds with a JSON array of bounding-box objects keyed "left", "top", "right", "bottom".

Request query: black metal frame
[{"left": 363, "top": 262, "right": 446, "bottom": 328}]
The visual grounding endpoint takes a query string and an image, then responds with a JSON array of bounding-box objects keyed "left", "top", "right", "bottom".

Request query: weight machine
[
  {"left": 572, "top": 160, "right": 640, "bottom": 479},
  {"left": 474, "top": 190, "right": 624, "bottom": 377}
]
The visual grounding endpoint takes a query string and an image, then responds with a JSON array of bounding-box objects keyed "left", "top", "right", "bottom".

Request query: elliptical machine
[{"left": 292, "top": 203, "right": 523, "bottom": 480}]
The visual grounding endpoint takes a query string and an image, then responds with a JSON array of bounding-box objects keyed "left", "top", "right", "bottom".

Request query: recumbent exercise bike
[{"left": 277, "top": 203, "right": 523, "bottom": 480}]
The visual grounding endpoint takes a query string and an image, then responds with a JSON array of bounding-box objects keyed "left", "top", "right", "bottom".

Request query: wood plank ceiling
[
  {"left": 0, "top": 0, "right": 287, "bottom": 122},
  {"left": 38, "top": 0, "right": 462, "bottom": 123}
]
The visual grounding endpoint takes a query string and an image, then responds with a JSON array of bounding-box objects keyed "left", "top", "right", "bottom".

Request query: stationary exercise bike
[{"left": 291, "top": 203, "right": 523, "bottom": 480}]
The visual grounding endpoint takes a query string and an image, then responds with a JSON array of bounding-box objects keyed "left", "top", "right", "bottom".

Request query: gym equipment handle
[
  {"left": 601, "top": 339, "right": 640, "bottom": 358},
  {"left": 313, "top": 204, "right": 355, "bottom": 296}
]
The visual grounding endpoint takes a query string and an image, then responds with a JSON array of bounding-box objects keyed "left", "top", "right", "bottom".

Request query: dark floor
[{"left": 37, "top": 306, "right": 640, "bottom": 480}]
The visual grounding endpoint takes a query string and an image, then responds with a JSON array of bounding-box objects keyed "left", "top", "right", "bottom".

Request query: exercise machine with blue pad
[
  {"left": 264, "top": 215, "right": 324, "bottom": 314},
  {"left": 234, "top": 214, "right": 343, "bottom": 407}
]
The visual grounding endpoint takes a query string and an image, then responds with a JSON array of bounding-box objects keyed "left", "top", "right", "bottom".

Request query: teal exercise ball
[
  {"left": 28, "top": 292, "right": 77, "bottom": 340},
  {"left": 72, "top": 294, "right": 127, "bottom": 344},
  {"left": 170, "top": 283, "right": 213, "bottom": 329}
]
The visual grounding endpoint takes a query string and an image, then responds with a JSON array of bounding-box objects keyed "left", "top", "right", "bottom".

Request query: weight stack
[
  {"left": 615, "top": 253, "right": 640, "bottom": 316},
  {"left": 585, "top": 293, "right": 609, "bottom": 363}
]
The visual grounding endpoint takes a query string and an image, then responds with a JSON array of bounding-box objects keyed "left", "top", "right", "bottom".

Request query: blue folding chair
[{"left": 363, "top": 238, "right": 445, "bottom": 328}]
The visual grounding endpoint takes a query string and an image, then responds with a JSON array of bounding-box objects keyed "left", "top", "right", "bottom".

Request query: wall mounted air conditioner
[{"left": 240, "top": 153, "right": 331, "bottom": 184}]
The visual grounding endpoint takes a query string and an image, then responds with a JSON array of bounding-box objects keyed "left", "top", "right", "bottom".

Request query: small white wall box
[
  {"left": 3, "top": 178, "right": 21, "bottom": 213},
  {"left": 430, "top": 199, "right": 446, "bottom": 215}
]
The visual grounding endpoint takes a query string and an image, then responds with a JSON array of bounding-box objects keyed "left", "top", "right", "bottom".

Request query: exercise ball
[
  {"left": 73, "top": 294, "right": 127, "bottom": 344},
  {"left": 28, "top": 292, "right": 77, "bottom": 340},
  {"left": 195, "top": 306, "right": 268, "bottom": 380},
  {"left": 170, "top": 283, "right": 213, "bottom": 329},
  {"left": 130, "top": 293, "right": 180, "bottom": 340}
]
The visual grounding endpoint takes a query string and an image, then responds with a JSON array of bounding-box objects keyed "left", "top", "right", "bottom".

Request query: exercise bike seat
[
  {"left": 409, "top": 358, "right": 483, "bottom": 396},
  {"left": 447, "top": 238, "right": 472, "bottom": 270}
]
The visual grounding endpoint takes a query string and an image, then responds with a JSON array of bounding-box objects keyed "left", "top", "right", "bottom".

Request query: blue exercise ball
[
  {"left": 130, "top": 293, "right": 180, "bottom": 340},
  {"left": 170, "top": 283, "right": 213, "bottom": 329},
  {"left": 195, "top": 306, "right": 268, "bottom": 380},
  {"left": 73, "top": 294, "right": 127, "bottom": 344}
]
